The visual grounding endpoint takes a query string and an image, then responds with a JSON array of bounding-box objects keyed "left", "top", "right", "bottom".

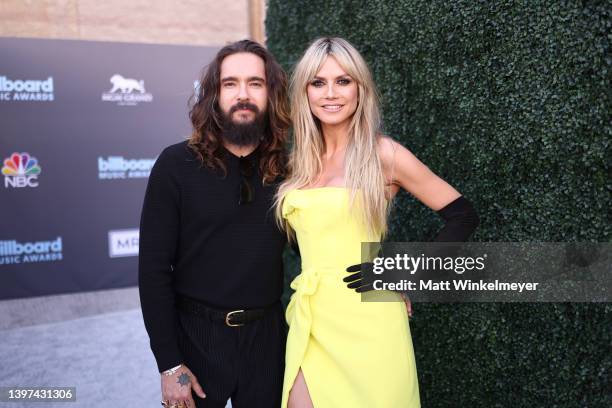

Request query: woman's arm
[
  {"left": 379, "top": 137, "right": 459, "bottom": 208},
  {"left": 379, "top": 137, "right": 479, "bottom": 240},
  {"left": 344, "top": 138, "right": 480, "bottom": 297}
]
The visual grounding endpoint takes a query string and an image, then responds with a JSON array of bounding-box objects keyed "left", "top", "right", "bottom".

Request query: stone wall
[{"left": 0, "top": 0, "right": 255, "bottom": 45}]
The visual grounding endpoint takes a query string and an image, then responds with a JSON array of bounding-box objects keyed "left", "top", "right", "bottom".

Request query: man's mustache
[{"left": 229, "top": 102, "right": 259, "bottom": 115}]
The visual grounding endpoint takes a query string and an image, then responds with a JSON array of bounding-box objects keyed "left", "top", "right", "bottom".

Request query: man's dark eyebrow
[{"left": 221, "top": 76, "right": 266, "bottom": 83}]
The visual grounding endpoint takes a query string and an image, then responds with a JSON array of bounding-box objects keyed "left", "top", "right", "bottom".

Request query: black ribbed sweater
[{"left": 138, "top": 141, "right": 286, "bottom": 372}]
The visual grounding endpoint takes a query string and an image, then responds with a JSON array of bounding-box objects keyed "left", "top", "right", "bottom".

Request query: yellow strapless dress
[{"left": 281, "top": 187, "right": 420, "bottom": 408}]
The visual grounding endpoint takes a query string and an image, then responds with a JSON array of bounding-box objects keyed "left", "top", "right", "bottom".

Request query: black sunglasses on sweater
[{"left": 238, "top": 156, "right": 254, "bottom": 205}]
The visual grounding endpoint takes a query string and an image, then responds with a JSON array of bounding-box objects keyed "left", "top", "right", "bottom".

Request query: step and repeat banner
[{"left": 0, "top": 37, "right": 219, "bottom": 300}]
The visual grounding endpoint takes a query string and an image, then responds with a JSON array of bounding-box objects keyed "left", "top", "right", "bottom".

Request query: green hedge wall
[{"left": 267, "top": 1, "right": 610, "bottom": 407}]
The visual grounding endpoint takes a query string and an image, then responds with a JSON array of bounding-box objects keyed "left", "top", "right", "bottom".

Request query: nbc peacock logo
[{"left": 2, "top": 152, "right": 41, "bottom": 188}]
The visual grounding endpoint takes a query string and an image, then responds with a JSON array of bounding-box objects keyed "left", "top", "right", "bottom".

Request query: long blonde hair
[{"left": 275, "top": 37, "right": 389, "bottom": 238}]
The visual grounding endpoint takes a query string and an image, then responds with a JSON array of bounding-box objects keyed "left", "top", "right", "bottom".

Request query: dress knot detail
[
  {"left": 290, "top": 271, "right": 320, "bottom": 296},
  {"left": 281, "top": 190, "right": 310, "bottom": 220}
]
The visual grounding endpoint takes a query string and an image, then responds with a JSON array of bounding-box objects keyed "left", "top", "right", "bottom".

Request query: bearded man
[{"left": 139, "top": 40, "right": 290, "bottom": 408}]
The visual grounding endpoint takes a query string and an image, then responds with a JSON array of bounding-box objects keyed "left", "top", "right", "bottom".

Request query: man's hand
[
  {"left": 400, "top": 292, "right": 413, "bottom": 318},
  {"left": 161, "top": 364, "right": 206, "bottom": 407}
]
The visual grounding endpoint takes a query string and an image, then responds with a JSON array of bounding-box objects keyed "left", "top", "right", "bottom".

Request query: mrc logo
[
  {"left": 2, "top": 152, "right": 41, "bottom": 188},
  {"left": 108, "top": 229, "right": 139, "bottom": 258}
]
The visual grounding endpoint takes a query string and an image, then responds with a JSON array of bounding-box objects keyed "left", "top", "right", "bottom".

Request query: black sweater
[{"left": 138, "top": 141, "right": 286, "bottom": 372}]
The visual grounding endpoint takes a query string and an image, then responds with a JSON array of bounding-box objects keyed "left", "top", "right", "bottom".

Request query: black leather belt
[{"left": 176, "top": 295, "right": 277, "bottom": 327}]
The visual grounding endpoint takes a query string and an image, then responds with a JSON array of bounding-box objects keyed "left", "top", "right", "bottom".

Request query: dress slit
[{"left": 287, "top": 365, "right": 315, "bottom": 407}]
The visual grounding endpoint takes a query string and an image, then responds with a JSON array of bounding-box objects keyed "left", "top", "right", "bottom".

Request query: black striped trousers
[{"left": 175, "top": 302, "right": 287, "bottom": 408}]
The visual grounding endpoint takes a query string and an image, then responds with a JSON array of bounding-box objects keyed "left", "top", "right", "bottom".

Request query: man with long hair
[{"left": 139, "top": 40, "right": 290, "bottom": 408}]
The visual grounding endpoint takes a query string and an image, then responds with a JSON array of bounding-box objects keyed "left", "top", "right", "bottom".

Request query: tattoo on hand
[{"left": 177, "top": 372, "right": 191, "bottom": 387}]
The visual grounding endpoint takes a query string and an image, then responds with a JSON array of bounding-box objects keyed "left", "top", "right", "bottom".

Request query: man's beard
[{"left": 220, "top": 102, "right": 267, "bottom": 147}]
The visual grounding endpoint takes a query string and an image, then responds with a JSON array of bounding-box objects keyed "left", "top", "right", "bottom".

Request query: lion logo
[{"left": 108, "top": 74, "right": 145, "bottom": 94}]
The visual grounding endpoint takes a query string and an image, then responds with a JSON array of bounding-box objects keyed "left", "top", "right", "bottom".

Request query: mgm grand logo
[{"left": 101, "top": 74, "right": 153, "bottom": 106}]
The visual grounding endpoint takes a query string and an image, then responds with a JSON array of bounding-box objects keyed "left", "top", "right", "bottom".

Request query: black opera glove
[
  {"left": 343, "top": 262, "right": 376, "bottom": 293},
  {"left": 432, "top": 195, "right": 479, "bottom": 242}
]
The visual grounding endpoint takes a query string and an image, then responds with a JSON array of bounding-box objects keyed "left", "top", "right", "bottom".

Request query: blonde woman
[{"left": 276, "top": 37, "right": 479, "bottom": 408}]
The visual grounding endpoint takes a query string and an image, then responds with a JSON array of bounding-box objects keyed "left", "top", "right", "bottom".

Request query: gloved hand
[
  {"left": 344, "top": 263, "right": 413, "bottom": 317},
  {"left": 343, "top": 262, "right": 375, "bottom": 293}
]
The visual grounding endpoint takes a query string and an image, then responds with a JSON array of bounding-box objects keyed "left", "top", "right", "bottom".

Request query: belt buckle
[{"left": 225, "top": 310, "right": 245, "bottom": 327}]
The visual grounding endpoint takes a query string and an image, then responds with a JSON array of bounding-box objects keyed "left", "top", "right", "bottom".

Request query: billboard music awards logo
[
  {"left": 101, "top": 74, "right": 153, "bottom": 106},
  {"left": 0, "top": 237, "right": 63, "bottom": 265},
  {"left": 98, "top": 156, "right": 155, "bottom": 179},
  {"left": 0, "top": 75, "right": 54, "bottom": 102},
  {"left": 2, "top": 152, "right": 41, "bottom": 188},
  {"left": 108, "top": 229, "right": 139, "bottom": 258}
]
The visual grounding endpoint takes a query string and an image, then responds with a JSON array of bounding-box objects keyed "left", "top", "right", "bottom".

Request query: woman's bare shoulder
[{"left": 376, "top": 135, "right": 413, "bottom": 167}]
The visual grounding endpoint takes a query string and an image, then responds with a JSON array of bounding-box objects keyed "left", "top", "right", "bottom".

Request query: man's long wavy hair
[{"left": 188, "top": 40, "right": 290, "bottom": 183}]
